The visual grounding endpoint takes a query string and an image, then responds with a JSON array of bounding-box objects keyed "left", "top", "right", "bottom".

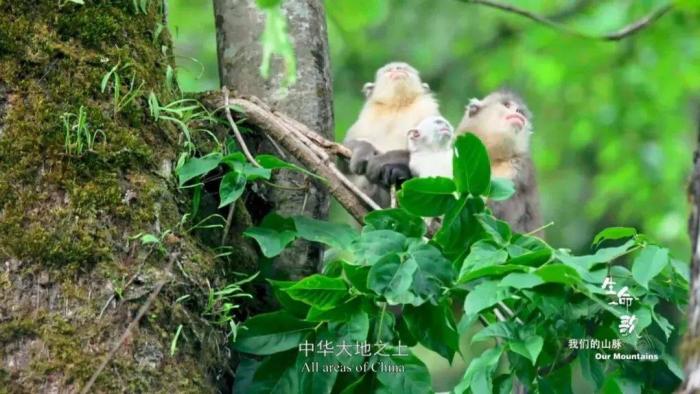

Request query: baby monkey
[
  {"left": 408, "top": 116, "right": 455, "bottom": 179},
  {"left": 457, "top": 89, "right": 543, "bottom": 235}
]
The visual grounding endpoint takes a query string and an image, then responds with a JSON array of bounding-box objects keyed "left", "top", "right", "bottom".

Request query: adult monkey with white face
[
  {"left": 343, "top": 62, "right": 441, "bottom": 207},
  {"left": 457, "top": 89, "right": 543, "bottom": 236}
]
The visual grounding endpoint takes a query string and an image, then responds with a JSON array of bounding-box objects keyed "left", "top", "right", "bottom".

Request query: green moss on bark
[{"left": 0, "top": 1, "right": 253, "bottom": 392}]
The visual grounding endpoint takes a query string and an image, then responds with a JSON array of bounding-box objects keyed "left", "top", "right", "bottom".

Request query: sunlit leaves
[
  {"left": 452, "top": 133, "right": 491, "bottom": 196},
  {"left": 284, "top": 274, "right": 349, "bottom": 311},
  {"left": 397, "top": 177, "right": 456, "bottom": 217},
  {"left": 632, "top": 245, "right": 669, "bottom": 289}
]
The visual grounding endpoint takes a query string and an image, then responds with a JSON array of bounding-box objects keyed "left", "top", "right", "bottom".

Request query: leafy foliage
[{"left": 234, "top": 135, "right": 687, "bottom": 393}]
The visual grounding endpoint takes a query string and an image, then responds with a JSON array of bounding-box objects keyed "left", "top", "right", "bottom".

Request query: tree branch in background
[
  {"left": 459, "top": 0, "right": 673, "bottom": 41},
  {"left": 206, "top": 92, "right": 379, "bottom": 222}
]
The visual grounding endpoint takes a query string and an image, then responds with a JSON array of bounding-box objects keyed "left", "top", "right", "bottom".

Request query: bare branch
[
  {"left": 206, "top": 92, "right": 379, "bottom": 222},
  {"left": 460, "top": 0, "right": 673, "bottom": 41},
  {"left": 223, "top": 86, "right": 262, "bottom": 168}
]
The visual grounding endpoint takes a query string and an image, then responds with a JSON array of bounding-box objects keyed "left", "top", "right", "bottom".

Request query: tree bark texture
[
  {"left": 0, "top": 1, "right": 246, "bottom": 391},
  {"left": 213, "top": 0, "right": 334, "bottom": 279},
  {"left": 681, "top": 115, "right": 700, "bottom": 393}
]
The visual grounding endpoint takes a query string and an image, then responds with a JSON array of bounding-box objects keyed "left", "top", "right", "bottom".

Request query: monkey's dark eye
[
  {"left": 516, "top": 108, "right": 525, "bottom": 116},
  {"left": 503, "top": 101, "right": 512, "bottom": 108}
]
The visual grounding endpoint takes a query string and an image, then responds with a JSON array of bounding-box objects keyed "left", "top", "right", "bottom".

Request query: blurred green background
[{"left": 168, "top": 0, "right": 700, "bottom": 260}]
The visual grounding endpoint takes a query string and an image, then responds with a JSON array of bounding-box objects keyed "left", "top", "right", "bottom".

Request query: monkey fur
[
  {"left": 407, "top": 115, "right": 455, "bottom": 178},
  {"left": 343, "top": 62, "right": 441, "bottom": 207},
  {"left": 457, "top": 89, "right": 543, "bottom": 236}
]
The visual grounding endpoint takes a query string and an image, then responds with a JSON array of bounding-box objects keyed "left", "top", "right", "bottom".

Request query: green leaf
[
  {"left": 284, "top": 274, "right": 349, "bottom": 311},
  {"left": 459, "top": 264, "right": 528, "bottom": 283},
  {"left": 234, "top": 351, "right": 299, "bottom": 394},
  {"left": 364, "top": 208, "right": 425, "bottom": 237},
  {"left": 342, "top": 262, "right": 371, "bottom": 293},
  {"left": 138, "top": 233, "right": 160, "bottom": 245},
  {"left": 452, "top": 133, "right": 491, "bottom": 196},
  {"left": 434, "top": 196, "right": 485, "bottom": 257},
  {"left": 508, "top": 249, "right": 552, "bottom": 267},
  {"left": 472, "top": 321, "right": 514, "bottom": 343},
  {"left": 578, "top": 350, "right": 604, "bottom": 389},
  {"left": 452, "top": 346, "right": 503, "bottom": 394},
  {"left": 489, "top": 178, "right": 515, "bottom": 201},
  {"left": 593, "top": 226, "right": 637, "bottom": 247},
  {"left": 534, "top": 264, "right": 582, "bottom": 286},
  {"left": 239, "top": 162, "right": 272, "bottom": 180},
  {"left": 293, "top": 216, "right": 358, "bottom": 250},
  {"left": 671, "top": 258, "right": 690, "bottom": 282},
  {"left": 177, "top": 152, "right": 222, "bottom": 186},
  {"left": 404, "top": 302, "right": 459, "bottom": 362},
  {"left": 306, "top": 298, "right": 371, "bottom": 323},
  {"left": 367, "top": 254, "right": 418, "bottom": 305},
  {"left": 662, "top": 353, "right": 684, "bottom": 380},
  {"left": 632, "top": 245, "right": 669, "bottom": 289},
  {"left": 234, "top": 311, "right": 314, "bottom": 355},
  {"left": 464, "top": 281, "right": 508, "bottom": 318},
  {"left": 405, "top": 241, "right": 454, "bottom": 303},
  {"left": 268, "top": 280, "right": 309, "bottom": 319},
  {"left": 328, "top": 311, "right": 370, "bottom": 367},
  {"left": 499, "top": 272, "right": 544, "bottom": 289},
  {"left": 459, "top": 241, "right": 508, "bottom": 278},
  {"left": 477, "top": 214, "right": 512, "bottom": 245},
  {"left": 375, "top": 354, "right": 433, "bottom": 394},
  {"left": 260, "top": 7, "right": 297, "bottom": 87},
  {"left": 396, "top": 177, "right": 456, "bottom": 217},
  {"left": 509, "top": 335, "right": 543, "bottom": 365},
  {"left": 244, "top": 227, "right": 296, "bottom": 258},
  {"left": 538, "top": 364, "right": 573, "bottom": 394},
  {"left": 256, "top": 154, "right": 322, "bottom": 180},
  {"left": 219, "top": 170, "right": 247, "bottom": 207},
  {"left": 350, "top": 230, "right": 406, "bottom": 266},
  {"left": 299, "top": 328, "right": 339, "bottom": 393},
  {"left": 558, "top": 239, "right": 635, "bottom": 272}
]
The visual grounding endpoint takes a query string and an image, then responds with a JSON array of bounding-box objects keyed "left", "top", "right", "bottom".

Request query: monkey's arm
[
  {"left": 366, "top": 150, "right": 412, "bottom": 187},
  {"left": 342, "top": 139, "right": 378, "bottom": 175}
]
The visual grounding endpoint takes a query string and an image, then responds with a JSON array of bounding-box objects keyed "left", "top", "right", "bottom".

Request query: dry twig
[{"left": 207, "top": 93, "right": 381, "bottom": 222}]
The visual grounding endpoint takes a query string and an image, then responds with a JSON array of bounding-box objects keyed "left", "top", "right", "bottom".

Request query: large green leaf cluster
[{"left": 235, "top": 134, "right": 688, "bottom": 393}]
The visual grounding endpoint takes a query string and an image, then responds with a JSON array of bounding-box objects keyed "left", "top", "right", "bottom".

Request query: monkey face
[
  {"left": 408, "top": 116, "right": 454, "bottom": 152},
  {"left": 370, "top": 62, "right": 424, "bottom": 102},
  {"left": 459, "top": 90, "right": 532, "bottom": 157},
  {"left": 467, "top": 93, "right": 532, "bottom": 136}
]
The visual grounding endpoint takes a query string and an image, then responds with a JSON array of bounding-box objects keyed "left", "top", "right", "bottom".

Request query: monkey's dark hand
[
  {"left": 344, "top": 139, "right": 378, "bottom": 175},
  {"left": 366, "top": 150, "right": 412, "bottom": 187}
]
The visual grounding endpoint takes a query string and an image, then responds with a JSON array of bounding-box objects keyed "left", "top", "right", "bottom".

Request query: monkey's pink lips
[
  {"left": 389, "top": 71, "right": 409, "bottom": 80},
  {"left": 506, "top": 114, "right": 526, "bottom": 128}
]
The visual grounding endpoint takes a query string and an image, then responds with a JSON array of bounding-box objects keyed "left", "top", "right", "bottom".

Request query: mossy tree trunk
[
  {"left": 213, "top": 0, "right": 334, "bottom": 279},
  {"left": 0, "top": 1, "right": 243, "bottom": 392}
]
